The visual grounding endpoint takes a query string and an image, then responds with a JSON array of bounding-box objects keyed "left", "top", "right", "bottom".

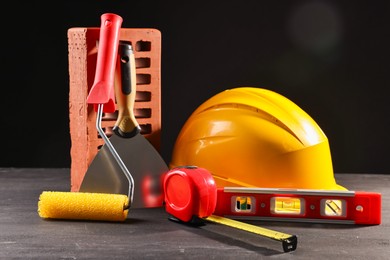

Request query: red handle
[{"left": 87, "top": 13, "right": 123, "bottom": 113}]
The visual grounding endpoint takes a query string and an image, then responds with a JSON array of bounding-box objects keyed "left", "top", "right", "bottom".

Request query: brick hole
[
  {"left": 136, "top": 41, "right": 151, "bottom": 52},
  {"left": 140, "top": 124, "right": 152, "bottom": 134},
  {"left": 120, "top": 40, "right": 132, "bottom": 46},
  {"left": 136, "top": 91, "right": 151, "bottom": 102},
  {"left": 102, "top": 111, "right": 118, "bottom": 120},
  {"left": 137, "top": 74, "right": 151, "bottom": 85},
  {"left": 136, "top": 57, "right": 151, "bottom": 68},
  {"left": 134, "top": 108, "right": 152, "bottom": 118}
]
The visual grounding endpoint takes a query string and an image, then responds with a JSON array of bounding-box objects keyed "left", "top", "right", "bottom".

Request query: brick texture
[{"left": 68, "top": 28, "right": 162, "bottom": 191}]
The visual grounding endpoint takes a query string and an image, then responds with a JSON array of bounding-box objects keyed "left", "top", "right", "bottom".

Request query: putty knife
[{"left": 80, "top": 39, "right": 168, "bottom": 208}]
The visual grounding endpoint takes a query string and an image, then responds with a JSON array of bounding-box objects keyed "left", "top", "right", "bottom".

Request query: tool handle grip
[
  {"left": 87, "top": 13, "right": 123, "bottom": 113},
  {"left": 113, "top": 42, "right": 140, "bottom": 138}
]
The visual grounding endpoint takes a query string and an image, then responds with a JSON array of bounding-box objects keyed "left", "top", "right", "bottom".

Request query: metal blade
[{"left": 80, "top": 134, "right": 168, "bottom": 208}]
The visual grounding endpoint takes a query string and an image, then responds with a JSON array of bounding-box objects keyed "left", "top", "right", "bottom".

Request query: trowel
[{"left": 80, "top": 13, "right": 168, "bottom": 208}]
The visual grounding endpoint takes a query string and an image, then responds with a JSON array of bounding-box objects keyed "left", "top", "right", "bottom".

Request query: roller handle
[
  {"left": 113, "top": 41, "right": 140, "bottom": 138},
  {"left": 87, "top": 13, "right": 123, "bottom": 113}
]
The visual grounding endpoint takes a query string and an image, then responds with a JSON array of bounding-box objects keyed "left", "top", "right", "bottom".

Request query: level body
[{"left": 214, "top": 187, "right": 381, "bottom": 225}]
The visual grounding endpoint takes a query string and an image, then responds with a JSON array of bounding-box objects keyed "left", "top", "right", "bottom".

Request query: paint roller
[
  {"left": 38, "top": 192, "right": 129, "bottom": 222},
  {"left": 37, "top": 13, "right": 131, "bottom": 222}
]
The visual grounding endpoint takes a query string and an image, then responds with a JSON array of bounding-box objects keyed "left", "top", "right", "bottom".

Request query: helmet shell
[{"left": 170, "top": 87, "right": 346, "bottom": 190}]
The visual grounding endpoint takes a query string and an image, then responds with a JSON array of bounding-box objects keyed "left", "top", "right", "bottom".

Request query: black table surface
[{"left": 1, "top": 168, "right": 388, "bottom": 259}]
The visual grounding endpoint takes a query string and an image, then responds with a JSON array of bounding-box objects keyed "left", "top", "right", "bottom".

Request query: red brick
[{"left": 68, "top": 28, "right": 162, "bottom": 191}]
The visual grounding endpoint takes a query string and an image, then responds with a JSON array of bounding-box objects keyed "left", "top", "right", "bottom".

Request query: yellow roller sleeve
[{"left": 38, "top": 191, "right": 129, "bottom": 222}]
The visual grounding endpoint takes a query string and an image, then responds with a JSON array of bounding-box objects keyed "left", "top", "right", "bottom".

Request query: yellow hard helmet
[{"left": 170, "top": 87, "right": 346, "bottom": 191}]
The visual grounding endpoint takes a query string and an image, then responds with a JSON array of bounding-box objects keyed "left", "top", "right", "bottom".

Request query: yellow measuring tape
[{"left": 205, "top": 215, "right": 297, "bottom": 252}]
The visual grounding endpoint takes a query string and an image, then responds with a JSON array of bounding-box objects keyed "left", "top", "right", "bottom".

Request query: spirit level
[{"left": 214, "top": 187, "right": 381, "bottom": 225}]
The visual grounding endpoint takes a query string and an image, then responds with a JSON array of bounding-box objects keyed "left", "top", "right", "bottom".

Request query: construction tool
[
  {"left": 163, "top": 166, "right": 298, "bottom": 253},
  {"left": 214, "top": 187, "right": 381, "bottom": 225},
  {"left": 38, "top": 13, "right": 129, "bottom": 221},
  {"left": 205, "top": 215, "right": 297, "bottom": 253},
  {"left": 79, "top": 38, "right": 168, "bottom": 209}
]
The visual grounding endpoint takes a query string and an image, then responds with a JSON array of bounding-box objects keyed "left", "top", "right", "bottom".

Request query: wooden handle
[{"left": 113, "top": 41, "right": 140, "bottom": 138}]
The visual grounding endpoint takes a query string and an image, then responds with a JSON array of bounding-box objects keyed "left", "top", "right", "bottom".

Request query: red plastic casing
[
  {"left": 163, "top": 166, "right": 217, "bottom": 222},
  {"left": 214, "top": 188, "right": 381, "bottom": 225},
  {"left": 86, "top": 13, "right": 123, "bottom": 113}
]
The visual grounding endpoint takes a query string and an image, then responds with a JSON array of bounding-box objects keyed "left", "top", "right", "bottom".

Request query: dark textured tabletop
[{"left": 0, "top": 168, "right": 388, "bottom": 259}]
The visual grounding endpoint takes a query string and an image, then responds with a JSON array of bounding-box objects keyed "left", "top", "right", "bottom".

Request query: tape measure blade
[{"left": 206, "top": 215, "right": 297, "bottom": 252}]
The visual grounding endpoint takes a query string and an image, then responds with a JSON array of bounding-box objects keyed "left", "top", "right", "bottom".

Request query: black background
[{"left": 2, "top": 1, "right": 389, "bottom": 174}]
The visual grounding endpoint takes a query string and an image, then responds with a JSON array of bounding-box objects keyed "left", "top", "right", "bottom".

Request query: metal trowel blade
[{"left": 80, "top": 134, "right": 168, "bottom": 209}]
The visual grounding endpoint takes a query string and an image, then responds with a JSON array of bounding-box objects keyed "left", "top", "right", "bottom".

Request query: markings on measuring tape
[
  {"left": 205, "top": 215, "right": 297, "bottom": 252},
  {"left": 214, "top": 188, "right": 381, "bottom": 225}
]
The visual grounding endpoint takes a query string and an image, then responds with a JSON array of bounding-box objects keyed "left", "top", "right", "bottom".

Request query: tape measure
[
  {"left": 205, "top": 215, "right": 297, "bottom": 252},
  {"left": 163, "top": 166, "right": 298, "bottom": 252}
]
